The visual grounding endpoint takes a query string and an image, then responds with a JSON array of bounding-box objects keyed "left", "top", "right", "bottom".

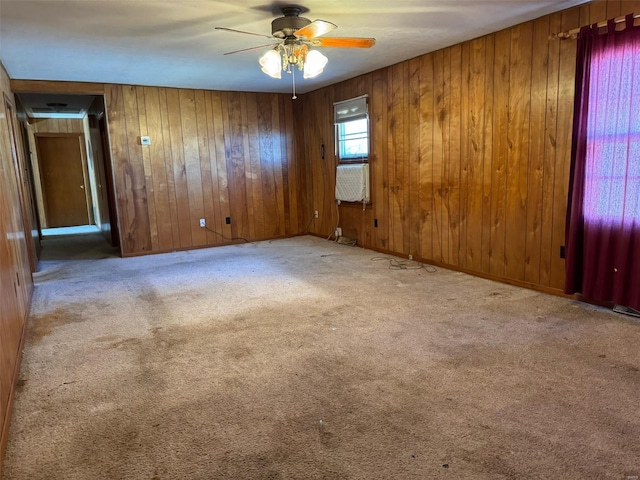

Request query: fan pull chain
[{"left": 291, "top": 69, "right": 297, "bottom": 100}]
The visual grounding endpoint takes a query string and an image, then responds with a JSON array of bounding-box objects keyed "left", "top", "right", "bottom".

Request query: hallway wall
[{"left": 0, "top": 62, "right": 34, "bottom": 471}]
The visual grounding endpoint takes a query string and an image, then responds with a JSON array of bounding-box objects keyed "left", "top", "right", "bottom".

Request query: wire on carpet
[
  {"left": 301, "top": 211, "right": 316, "bottom": 234},
  {"left": 371, "top": 256, "right": 437, "bottom": 273},
  {"left": 203, "top": 226, "right": 249, "bottom": 243},
  {"left": 327, "top": 199, "right": 341, "bottom": 241}
]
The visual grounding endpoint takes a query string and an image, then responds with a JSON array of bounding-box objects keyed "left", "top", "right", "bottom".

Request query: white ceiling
[{"left": 0, "top": 0, "right": 587, "bottom": 95}]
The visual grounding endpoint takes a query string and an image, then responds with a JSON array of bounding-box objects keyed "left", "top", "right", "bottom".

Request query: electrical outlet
[
  {"left": 335, "top": 227, "right": 342, "bottom": 237},
  {"left": 225, "top": 217, "right": 231, "bottom": 225},
  {"left": 199, "top": 218, "right": 206, "bottom": 228},
  {"left": 408, "top": 255, "right": 413, "bottom": 260},
  {"left": 314, "top": 210, "right": 319, "bottom": 218}
]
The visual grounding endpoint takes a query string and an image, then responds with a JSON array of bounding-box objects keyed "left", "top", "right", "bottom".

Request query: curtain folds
[{"left": 565, "top": 15, "right": 640, "bottom": 311}]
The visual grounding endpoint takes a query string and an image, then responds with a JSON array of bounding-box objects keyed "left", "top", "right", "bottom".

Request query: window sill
[{"left": 339, "top": 201, "right": 373, "bottom": 209}]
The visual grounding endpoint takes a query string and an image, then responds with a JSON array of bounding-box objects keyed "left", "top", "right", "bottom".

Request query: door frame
[
  {"left": 34, "top": 132, "right": 93, "bottom": 228},
  {"left": 9, "top": 82, "right": 122, "bottom": 256},
  {"left": 97, "top": 115, "right": 120, "bottom": 248},
  {"left": 3, "top": 94, "right": 37, "bottom": 272}
]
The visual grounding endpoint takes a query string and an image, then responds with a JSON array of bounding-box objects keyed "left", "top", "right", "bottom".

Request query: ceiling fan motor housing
[{"left": 271, "top": 7, "right": 311, "bottom": 38}]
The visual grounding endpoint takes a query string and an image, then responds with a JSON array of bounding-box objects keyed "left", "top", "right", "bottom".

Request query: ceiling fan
[{"left": 215, "top": 6, "right": 375, "bottom": 96}]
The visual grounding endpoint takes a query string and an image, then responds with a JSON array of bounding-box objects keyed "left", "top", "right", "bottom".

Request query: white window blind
[{"left": 334, "top": 95, "right": 368, "bottom": 124}]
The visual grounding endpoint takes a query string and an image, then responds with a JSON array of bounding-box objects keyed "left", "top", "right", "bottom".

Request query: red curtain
[{"left": 565, "top": 15, "right": 640, "bottom": 310}]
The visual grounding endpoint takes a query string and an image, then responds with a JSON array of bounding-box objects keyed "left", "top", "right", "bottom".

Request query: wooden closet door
[{"left": 36, "top": 135, "right": 89, "bottom": 228}]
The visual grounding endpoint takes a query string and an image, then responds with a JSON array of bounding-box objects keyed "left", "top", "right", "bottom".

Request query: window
[
  {"left": 583, "top": 40, "right": 640, "bottom": 226},
  {"left": 337, "top": 118, "right": 368, "bottom": 161},
  {"left": 564, "top": 16, "right": 640, "bottom": 310},
  {"left": 334, "top": 95, "right": 369, "bottom": 163}
]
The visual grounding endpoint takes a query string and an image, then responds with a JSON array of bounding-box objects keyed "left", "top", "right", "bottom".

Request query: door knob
[{"left": 80, "top": 185, "right": 84, "bottom": 189}]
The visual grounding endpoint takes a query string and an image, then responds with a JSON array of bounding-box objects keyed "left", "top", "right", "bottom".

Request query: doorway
[
  {"left": 35, "top": 134, "right": 91, "bottom": 228},
  {"left": 16, "top": 92, "right": 120, "bottom": 254}
]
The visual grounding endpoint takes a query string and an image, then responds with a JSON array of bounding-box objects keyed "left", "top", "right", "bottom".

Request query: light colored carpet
[{"left": 3, "top": 234, "right": 640, "bottom": 479}]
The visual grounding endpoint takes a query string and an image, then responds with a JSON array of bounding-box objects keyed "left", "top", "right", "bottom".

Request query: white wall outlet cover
[{"left": 140, "top": 136, "right": 151, "bottom": 145}]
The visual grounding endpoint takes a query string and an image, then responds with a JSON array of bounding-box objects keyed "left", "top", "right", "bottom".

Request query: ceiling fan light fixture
[
  {"left": 259, "top": 49, "right": 282, "bottom": 79},
  {"left": 303, "top": 49, "right": 328, "bottom": 79}
]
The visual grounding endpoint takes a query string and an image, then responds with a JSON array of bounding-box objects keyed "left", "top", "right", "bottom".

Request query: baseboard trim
[
  {"left": 120, "top": 234, "right": 299, "bottom": 258},
  {"left": 306, "top": 232, "right": 572, "bottom": 299},
  {"left": 0, "top": 285, "right": 32, "bottom": 478}
]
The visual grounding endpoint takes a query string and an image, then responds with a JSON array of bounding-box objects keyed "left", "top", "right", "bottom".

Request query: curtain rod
[{"left": 549, "top": 12, "right": 640, "bottom": 40}]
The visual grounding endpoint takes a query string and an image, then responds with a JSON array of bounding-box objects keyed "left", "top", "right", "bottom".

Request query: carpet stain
[
  {"left": 28, "top": 308, "right": 84, "bottom": 344},
  {"left": 95, "top": 334, "right": 120, "bottom": 343},
  {"left": 108, "top": 337, "right": 143, "bottom": 349},
  {"left": 6, "top": 236, "right": 640, "bottom": 480}
]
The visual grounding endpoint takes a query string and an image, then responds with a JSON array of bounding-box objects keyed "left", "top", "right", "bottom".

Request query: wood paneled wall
[
  {"left": 0, "top": 63, "right": 33, "bottom": 471},
  {"left": 300, "top": 0, "right": 640, "bottom": 293},
  {"left": 29, "top": 117, "right": 84, "bottom": 134},
  {"left": 105, "top": 85, "right": 306, "bottom": 256}
]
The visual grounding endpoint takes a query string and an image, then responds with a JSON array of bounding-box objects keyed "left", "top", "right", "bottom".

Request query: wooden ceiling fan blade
[
  {"left": 311, "top": 37, "right": 376, "bottom": 48},
  {"left": 294, "top": 19, "right": 337, "bottom": 40},
  {"left": 223, "top": 43, "right": 278, "bottom": 55},
  {"left": 214, "top": 27, "right": 273, "bottom": 39}
]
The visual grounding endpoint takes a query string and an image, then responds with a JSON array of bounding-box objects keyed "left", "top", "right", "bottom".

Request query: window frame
[
  {"left": 335, "top": 117, "right": 369, "bottom": 164},
  {"left": 334, "top": 95, "right": 370, "bottom": 165}
]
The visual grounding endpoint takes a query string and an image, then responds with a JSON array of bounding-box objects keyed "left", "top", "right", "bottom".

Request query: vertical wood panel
[
  {"left": 550, "top": 7, "right": 580, "bottom": 289},
  {"left": 143, "top": 87, "right": 173, "bottom": 251},
  {"left": 441, "top": 48, "right": 452, "bottom": 265},
  {"left": 165, "top": 89, "right": 191, "bottom": 248},
  {"left": 257, "top": 94, "right": 278, "bottom": 238},
  {"left": 282, "top": 95, "right": 298, "bottom": 235},
  {"left": 432, "top": 50, "right": 445, "bottom": 263},
  {"left": 505, "top": 23, "right": 533, "bottom": 281},
  {"left": 278, "top": 96, "right": 291, "bottom": 236},
  {"left": 136, "top": 86, "right": 158, "bottom": 252},
  {"left": 408, "top": 58, "right": 421, "bottom": 256},
  {"left": 157, "top": 88, "right": 181, "bottom": 249},
  {"left": 179, "top": 89, "right": 206, "bottom": 247},
  {"left": 418, "top": 54, "right": 434, "bottom": 261},
  {"left": 459, "top": 42, "right": 471, "bottom": 269},
  {"left": 607, "top": 0, "right": 622, "bottom": 17},
  {"left": 467, "top": 38, "right": 486, "bottom": 272},
  {"left": 490, "top": 29, "right": 511, "bottom": 277},
  {"left": 449, "top": 45, "right": 462, "bottom": 267},
  {"left": 481, "top": 34, "right": 496, "bottom": 275},
  {"left": 123, "top": 85, "right": 152, "bottom": 252},
  {"left": 525, "top": 17, "right": 551, "bottom": 285},
  {"left": 372, "top": 69, "right": 389, "bottom": 250},
  {"left": 271, "top": 95, "right": 286, "bottom": 237},
  {"left": 389, "top": 63, "right": 405, "bottom": 253},
  {"left": 620, "top": 1, "right": 640, "bottom": 16},
  {"left": 240, "top": 93, "right": 256, "bottom": 240},
  {"left": 194, "top": 89, "right": 216, "bottom": 245},
  {"left": 589, "top": 1, "right": 608, "bottom": 22},
  {"left": 208, "top": 91, "right": 233, "bottom": 242},
  {"left": 540, "top": 13, "right": 562, "bottom": 287}
]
